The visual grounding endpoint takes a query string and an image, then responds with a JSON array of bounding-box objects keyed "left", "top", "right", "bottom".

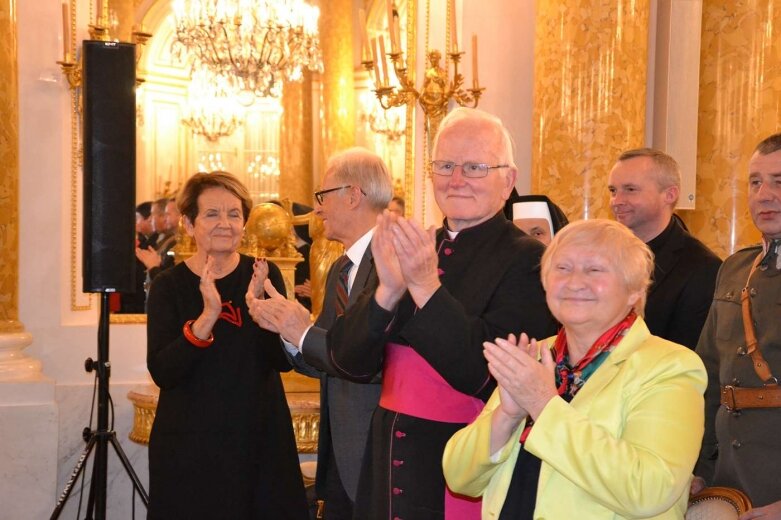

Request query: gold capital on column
[
  {"left": 0, "top": 0, "right": 40, "bottom": 381},
  {"left": 682, "top": 0, "right": 779, "bottom": 257},
  {"left": 532, "top": 0, "right": 650, "bottom": 220},
  {"left": 318, "top": 0, "right": 356, "bottom": 171}
]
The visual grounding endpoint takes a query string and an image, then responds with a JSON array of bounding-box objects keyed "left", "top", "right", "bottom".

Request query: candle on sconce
[
  {"left": 96, "top": 0, "right": 104, "bottom": 25},
  {"left": 386, "top": 0, "right": 397, "bottom": 53},
  {"left": 370, "top": 37, "right": 382, "bottom": 86},
  {"left": 359, "top": 8, "right": 370, "bottom": 62},
  {"left": 472, "top": 34, "right": 478, "bottom": 88},
  {"left": 378, "top": 36, "right": 390, "bottom": 86},
  {"left": 449, "top": 0, "right": 458, "bottom": 53},
  {"left": 393, "top": 9, "right": 401, "bottom": 54},
  {"left": 61, "top": 2, "right": 71, "bottom": 62}
]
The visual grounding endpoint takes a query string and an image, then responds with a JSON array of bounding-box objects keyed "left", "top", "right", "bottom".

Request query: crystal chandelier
[
  {"left": 172, "top": 0, "right": 324, "bottom": 99},
  {"left": 362, "top": 103, "right": 405, "bottom": 142},
  {"left": 182, "top": 68, "right": 244, "bottom": 142}
]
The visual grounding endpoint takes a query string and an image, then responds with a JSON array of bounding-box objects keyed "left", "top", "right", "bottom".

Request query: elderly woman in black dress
[{"left": 146, "top": 172, "right": 308, "bottom": 519}]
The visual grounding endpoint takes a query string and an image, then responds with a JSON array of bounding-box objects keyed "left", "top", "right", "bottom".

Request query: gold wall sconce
[
  {"left": 57, "top": 0, "right": 152, "bottom": 90},
  {"left": 359, "top": 0, "right": 484, "bottom": 134}
]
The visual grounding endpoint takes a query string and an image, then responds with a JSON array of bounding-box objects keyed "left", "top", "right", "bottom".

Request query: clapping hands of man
[
  {"left": 246, "top": 258, "right": 312, "bottom": 347},
  {"left": 372, "top": 210, "right": 440, "bottom": 311}
]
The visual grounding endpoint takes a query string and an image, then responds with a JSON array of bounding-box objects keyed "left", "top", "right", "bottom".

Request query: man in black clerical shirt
[{"left": 607, "top": 148, "right": 722, "bottom": 348}]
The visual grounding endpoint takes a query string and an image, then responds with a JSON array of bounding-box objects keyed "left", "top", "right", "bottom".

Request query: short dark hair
[
  {"left": 152, "top": 198, "right": 169, "bottom": 215},
  {"left": 178, "top": 172, "right": 253, "bottom": 225},
  {"left": 754, "top": 133, "right": 781, "bottom": 156},
  {"left": 136, "top": 201, "right": 152, "bottom": 219}
]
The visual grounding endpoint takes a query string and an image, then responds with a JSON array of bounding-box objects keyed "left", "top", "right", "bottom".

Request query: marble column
[
  {"left": 0, "top": 1, "right": 58, "bottom": 517},
  {"left": 280, "top": 73, "right": 314, "bottom": 205},
  {"left": 317, "top": 0, "right": 356, "bottom": 174},
  {"left": 531, "top": 0, "right": 650, "bottom": 220},
  {"left": 680, "top": 0, "right": 781, "bottom": 257},
  {"left": 0, "top": 0, "right": 38, "bottom": 381}
]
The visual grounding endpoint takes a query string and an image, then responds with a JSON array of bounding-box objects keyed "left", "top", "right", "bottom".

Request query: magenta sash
[{"left": 380, "top": 342, "right": 483, "bottom": 519}]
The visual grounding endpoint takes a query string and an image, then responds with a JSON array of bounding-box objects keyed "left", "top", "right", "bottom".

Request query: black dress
[{"left": 146, "top": 254, "right": 308, "bottom": 520}]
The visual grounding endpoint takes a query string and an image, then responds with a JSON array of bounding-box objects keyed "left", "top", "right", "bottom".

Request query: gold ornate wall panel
[
  {"left": 532, "top": 0, "right": 650, "bottom": 220},
  {"left": 280, "top": 74, "right": 314, "bottom": 204},
  {"left": 680, "top": 0, "right": 780, "bottom": 257},
  {"left": 318, "top": 0, "right": 356, "bottom": 174},
  {"left": 0, "top": 0, "right": 20, "bottom": 327}
]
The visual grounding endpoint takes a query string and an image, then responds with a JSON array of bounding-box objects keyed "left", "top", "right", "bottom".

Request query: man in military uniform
[{"left": 694, "top": 133, "right": 781, "bottom": 516}]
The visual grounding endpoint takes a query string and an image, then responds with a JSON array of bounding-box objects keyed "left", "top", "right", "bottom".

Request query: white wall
[{"left": 462, "top": 0, "right": 536, "bottom": 195}]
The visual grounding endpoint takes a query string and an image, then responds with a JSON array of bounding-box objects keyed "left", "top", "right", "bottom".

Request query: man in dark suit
[
  {"left": 608, "top": 148, "right": 722, "bottom": 349},
  {"left": 247, "top": 148, "right": 393, "bottom": 519},
  {"left": 137, "top": 198, "right": 181, "bottom": 292}
]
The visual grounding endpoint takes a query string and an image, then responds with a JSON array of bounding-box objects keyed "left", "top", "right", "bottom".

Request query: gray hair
[
  {"left": 617, "top": 148, "right": 681, "bottom": 204},
  {"left": 326, "top": 147, "right": 393, "bottom": 211},
  {"left": 541, "top": 219, "right": 654, "bottom": 317},
  {"left": 432, "top": 107, "right": 517, "bottom": 171}
]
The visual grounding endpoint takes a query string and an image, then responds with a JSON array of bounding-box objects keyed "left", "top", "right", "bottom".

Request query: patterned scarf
[{"left": 520, "top": 311, "right": 637, "bottom": 443}]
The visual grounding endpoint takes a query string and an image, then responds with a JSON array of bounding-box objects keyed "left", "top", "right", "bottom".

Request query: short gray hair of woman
[
  {"left": 326, "top": 147, "right": 394, "bottom": 211},
  {"left": 540, "top": 219, "right": 654, "bottom": 317}
]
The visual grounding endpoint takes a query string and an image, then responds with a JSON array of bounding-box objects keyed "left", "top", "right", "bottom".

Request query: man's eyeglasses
[
  {"left": 430, "top": 160, "right": 509, "bottom": 178},
  {"left": 314, "top": 185, "right": 365, "bottom": 205}
]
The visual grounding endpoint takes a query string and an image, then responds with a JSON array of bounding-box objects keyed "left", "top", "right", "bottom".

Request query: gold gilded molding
[
  {"left": 0, "top": 0, "right": 20, "bottom": 324},
  {"left": 532, "top": 0, "right": 649, "bottom": 220},
  {"left": 127, "top": 378, "right": 320, "bottom": 452},
  {"left": 65, "top": 0, "right": 92, "bottom": 311},
  {"left": 318, "top": 0, "right": 356, "bottom": 170},
  {"left": 403, "top": 0, "right": 416, "bottom": 217},
  {"left": 680, "top": 0, "right": 780, "bottom": 257}
]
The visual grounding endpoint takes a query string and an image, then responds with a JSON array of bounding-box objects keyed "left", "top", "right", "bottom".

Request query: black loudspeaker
[{"left": 82, "top": 40, "right": 137, "bottom": 293}]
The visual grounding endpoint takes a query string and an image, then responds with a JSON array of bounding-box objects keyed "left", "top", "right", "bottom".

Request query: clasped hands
[
  {"left": 245, "top": 259, "right": 312, "bottom": 347},
  {"left": 372, "top": 210, "right": 441, "bottom": 311}
]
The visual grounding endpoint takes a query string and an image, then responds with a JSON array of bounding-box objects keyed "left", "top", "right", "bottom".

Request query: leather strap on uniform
[{"left": 740, "top": 251, "right": 777, "bottom": 385}]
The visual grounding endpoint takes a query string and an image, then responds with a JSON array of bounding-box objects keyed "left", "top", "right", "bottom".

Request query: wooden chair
[{"left": 687, "top": 487, "right": 752, "bottom": 519}]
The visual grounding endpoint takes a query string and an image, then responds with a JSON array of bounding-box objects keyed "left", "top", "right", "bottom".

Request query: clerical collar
[{"left": 646, "top": 217, "right": 676, "bottom": 253}]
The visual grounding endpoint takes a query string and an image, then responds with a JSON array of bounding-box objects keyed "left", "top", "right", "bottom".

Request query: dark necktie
[{"left": 334, "top": 255, "right": 353, "bottom": 316}]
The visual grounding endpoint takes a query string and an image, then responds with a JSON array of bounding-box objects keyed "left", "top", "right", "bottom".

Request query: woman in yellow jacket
[{"left": 443, "top": 219, "right": 707, "bottom": 519}]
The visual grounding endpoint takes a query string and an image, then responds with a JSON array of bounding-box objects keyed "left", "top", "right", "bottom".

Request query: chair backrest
[{"left": 686, "top": 486, "right": 752, "bottom": 520}]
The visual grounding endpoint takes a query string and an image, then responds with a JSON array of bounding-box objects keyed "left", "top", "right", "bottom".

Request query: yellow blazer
[{"left": 443, "top": 318, "right": 706, "bottom": 519}]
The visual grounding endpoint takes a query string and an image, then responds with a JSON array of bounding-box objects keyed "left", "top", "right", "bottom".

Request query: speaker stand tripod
[{"left": 50, "top": 293, "right": 149, "bottom": 520}]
